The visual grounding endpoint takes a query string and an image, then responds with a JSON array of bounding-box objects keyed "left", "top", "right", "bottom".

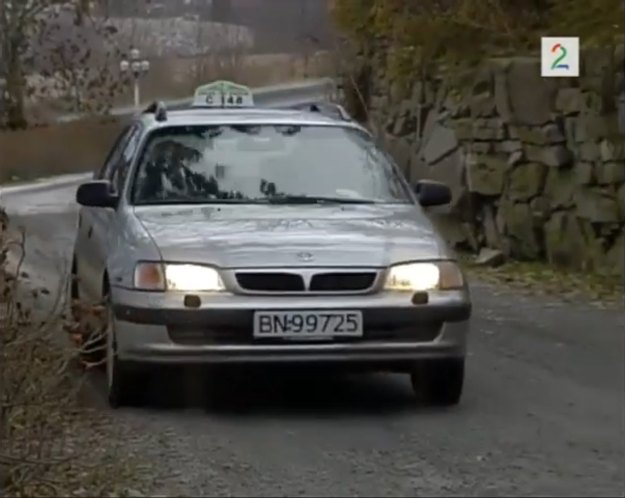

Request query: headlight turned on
[
  {"left": 134, "top": 262, "right": 225, "bottom": 292},
  {"left": 383, "top": 261, "right": 465, "bottom": 292}
]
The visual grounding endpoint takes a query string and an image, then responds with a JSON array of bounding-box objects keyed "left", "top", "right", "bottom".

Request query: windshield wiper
[
  {"left": 265, "top": 195, "right": 377, "bottom": 205},
  {"left": 135, "top": 196, "right": 379, "bottom": 206}
]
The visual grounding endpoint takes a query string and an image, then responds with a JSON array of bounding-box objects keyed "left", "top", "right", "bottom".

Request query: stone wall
[{"left": 358, "top": 45, "right": 625, "bottom": 277}]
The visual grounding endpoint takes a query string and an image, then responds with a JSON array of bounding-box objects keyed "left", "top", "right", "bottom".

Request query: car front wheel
[
  {"left": 105, "top": 298, "right": 145, "bottom": 408},
  {"left": 410, "top": 358, "right": 465, "bottom": 406}
]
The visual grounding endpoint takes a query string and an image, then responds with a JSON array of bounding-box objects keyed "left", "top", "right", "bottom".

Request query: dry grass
[{"left": 1, "top": 52, "right": 331, "bottom": 184}]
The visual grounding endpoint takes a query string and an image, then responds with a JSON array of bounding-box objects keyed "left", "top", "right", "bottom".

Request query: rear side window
[
  {"left": 96, "top": 125, "right": 133, "bottom": 180},
  {"left": 112, "top": 125, "right": 143, "bottom": 194}
]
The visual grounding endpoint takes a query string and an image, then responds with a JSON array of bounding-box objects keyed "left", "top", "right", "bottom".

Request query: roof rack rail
[
  {"left": 142, "top": 101, "right": 167, "bottom": 122},
  {"left": 288, "top": 102, "right": 353, "bottom": 121}
]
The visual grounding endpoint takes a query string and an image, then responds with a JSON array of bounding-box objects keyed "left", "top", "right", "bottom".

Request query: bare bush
[
  {"left": 0, "top": 207, "right": 113, "bottom": 496},
  {"left": 1, "top": 1, "right": 125, "bottom": 129},
  {"left": 111, "top": 15, "right": 254, "bottom": 58},
  {"left": 30, "top": 12, "right": 127, "bottom": 115}
]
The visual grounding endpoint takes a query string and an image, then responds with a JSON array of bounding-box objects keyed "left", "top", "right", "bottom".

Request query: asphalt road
[{"left": 1, "top": 180, "right": 624, "bottom": 497}]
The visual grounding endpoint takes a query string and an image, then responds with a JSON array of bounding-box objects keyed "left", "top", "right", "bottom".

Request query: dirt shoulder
[{"left": 460, "top": 253, "right": 624, "bottom": 310}]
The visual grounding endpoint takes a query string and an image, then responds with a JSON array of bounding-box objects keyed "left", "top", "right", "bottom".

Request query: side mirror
[
  {"left": 413, "top": 180, "right": 452, "bottom": 207},
  {"left": 76, "top": 180, "right": 118, "bottom": 208}
]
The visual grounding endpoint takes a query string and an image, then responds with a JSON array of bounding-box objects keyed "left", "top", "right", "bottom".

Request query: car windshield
[{"left": 130, "top": 124, "right": 412, "bottom": 205}]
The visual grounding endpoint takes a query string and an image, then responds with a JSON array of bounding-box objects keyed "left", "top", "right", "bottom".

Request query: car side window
[
  {"left": 95, "top": 125, "right": 133, "bottom": 180},
  {"left": 111, "top": 124, "right": 143, "bottom": 194}
]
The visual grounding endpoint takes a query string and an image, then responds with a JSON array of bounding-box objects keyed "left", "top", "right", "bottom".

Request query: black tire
[
  {"left": 107, "top": 355, "right": 146, "bottom": 409},
  {"left": 70, "top": 256, "right": 80, "bottom": 301},
  {"left": 105, "top": 298, "right": 146, "bottom": 409},
  {"left": 410, "top": 358, "right": 465, "bottom": 407}
]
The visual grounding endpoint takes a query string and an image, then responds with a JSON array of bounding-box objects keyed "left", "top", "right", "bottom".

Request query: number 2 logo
[{"left": 550, "top": 43, "right": 569, "bottom": 70}]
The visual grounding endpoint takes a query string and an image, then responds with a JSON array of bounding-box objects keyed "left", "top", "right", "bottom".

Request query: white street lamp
[{"left": 120, "top": 48, "right": 150, "bottom": 111}]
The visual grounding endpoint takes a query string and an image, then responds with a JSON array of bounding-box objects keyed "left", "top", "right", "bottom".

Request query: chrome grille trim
[{"left": 226, "top": 268, "right": 382, "bottom": 295}]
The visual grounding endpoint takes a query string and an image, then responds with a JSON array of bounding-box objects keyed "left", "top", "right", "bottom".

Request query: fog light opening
[
  {"left": 411, "top": 291, "right": 429, "bottom": 305},
  {"left": 183, "top": 294, "right": 202, "bottom": 308}
]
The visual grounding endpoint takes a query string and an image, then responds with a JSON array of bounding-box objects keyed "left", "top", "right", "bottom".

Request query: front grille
[
  {"left": 309, "top": 272, "right": 377, "bottom": 292},
  {"left": 235, "top": 272, "right": 305, "bottom": 292}
]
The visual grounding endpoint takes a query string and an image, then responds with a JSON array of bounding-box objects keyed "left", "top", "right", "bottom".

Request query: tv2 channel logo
[{"left": 541, "top": 37, "right": 580, "bottom": 77}]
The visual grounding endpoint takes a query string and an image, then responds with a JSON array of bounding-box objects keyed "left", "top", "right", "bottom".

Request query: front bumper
[{"left": 111, "top": 287, "right": 472, "bottom": 365}]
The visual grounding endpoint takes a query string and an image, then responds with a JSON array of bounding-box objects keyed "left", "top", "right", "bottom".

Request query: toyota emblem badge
[{"left": 297, "top": 252, "right": 314, "bottom": 262}]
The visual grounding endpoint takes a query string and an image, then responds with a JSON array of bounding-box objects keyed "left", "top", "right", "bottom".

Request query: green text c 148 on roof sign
[{"left": 191, "top": 80, "right": 255, "bottom": 108}]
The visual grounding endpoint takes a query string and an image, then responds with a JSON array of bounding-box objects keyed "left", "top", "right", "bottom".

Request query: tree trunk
[{"left": 5, "top": 55, "right": 27, "bottom": 130}]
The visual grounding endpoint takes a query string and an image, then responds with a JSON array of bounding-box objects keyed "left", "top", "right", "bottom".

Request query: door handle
[{"left": 87, "top": 226, "right": 93, "bottom": 239}]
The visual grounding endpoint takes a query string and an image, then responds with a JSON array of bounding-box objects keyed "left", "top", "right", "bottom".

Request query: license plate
[{"left": 253, "top": 310, "right": 363, "bottom": 339}]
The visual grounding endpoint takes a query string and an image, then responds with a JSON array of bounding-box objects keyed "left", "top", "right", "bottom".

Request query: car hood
[{"left": 133, "top": 204, "right": 450, "bottom": 268}]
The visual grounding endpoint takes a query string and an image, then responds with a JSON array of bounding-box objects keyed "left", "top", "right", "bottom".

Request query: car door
[
  {"left": 90, "top": 123, "right": 144, "bottom": 300},
  {"left": 75, "top": 123, "right": 139, "bottom": 302}
]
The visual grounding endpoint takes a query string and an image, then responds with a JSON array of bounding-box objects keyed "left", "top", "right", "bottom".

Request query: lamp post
[{"left": 120, "top": 48, "right": 150, "bottom": 111}]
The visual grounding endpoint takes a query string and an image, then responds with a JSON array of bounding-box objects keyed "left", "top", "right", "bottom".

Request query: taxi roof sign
[{"left": 191, "top": 80, "right": 254, "bottom": 108}]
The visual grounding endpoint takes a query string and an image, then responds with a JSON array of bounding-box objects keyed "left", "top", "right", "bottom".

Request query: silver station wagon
[{"left": 71, "top": 81, "right": 472, "bottom": 407}]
